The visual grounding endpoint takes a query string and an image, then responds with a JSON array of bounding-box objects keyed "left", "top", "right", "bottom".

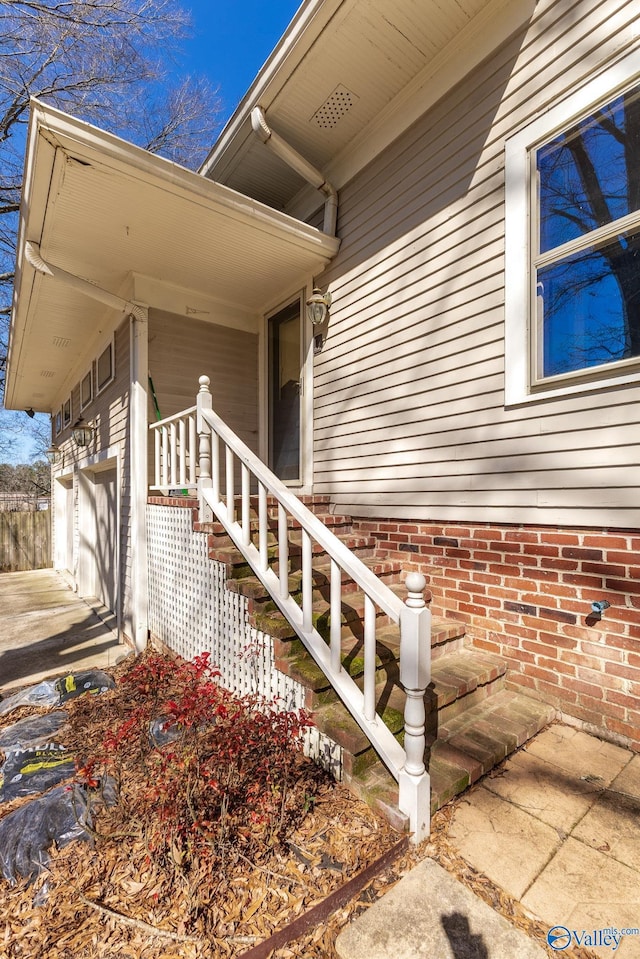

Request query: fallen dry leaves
[{"left": 0, "top": 657, "right": 601, "bottom": 959}]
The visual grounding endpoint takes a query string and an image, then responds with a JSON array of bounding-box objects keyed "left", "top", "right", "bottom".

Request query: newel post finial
[{"left": 398, "top": 569, "right": 431, "bottom": 842}]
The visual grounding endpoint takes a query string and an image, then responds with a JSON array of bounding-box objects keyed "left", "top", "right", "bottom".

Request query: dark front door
[{"left": 268, "top": 300, "right": 301, "bottom": 482}]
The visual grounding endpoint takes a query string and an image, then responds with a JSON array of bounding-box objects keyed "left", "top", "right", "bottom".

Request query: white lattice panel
[
  {"left": 145, "top": 508, "right": 306, "bottom": 703},
  {"left": 147, "top": 505, "right": 342, "bottom": 778}
]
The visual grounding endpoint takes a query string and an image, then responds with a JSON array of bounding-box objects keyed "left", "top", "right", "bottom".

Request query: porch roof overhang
[
  {"left": 5, "top": 101, "right": 340, "bottom": 413},
  {"left": 201, "top": 0, "right": 536, "bottom": 216}
]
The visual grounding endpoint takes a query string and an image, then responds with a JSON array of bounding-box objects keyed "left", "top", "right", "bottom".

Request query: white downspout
[
  {"left": 250, "top": 106, "right": 338, "bottom": 236},
  {"left": 25, "top": 242, "right": 147, "bottom": 322}
]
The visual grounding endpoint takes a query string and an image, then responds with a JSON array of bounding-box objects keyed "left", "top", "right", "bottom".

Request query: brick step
[
  {"left": 428, "top": 690, "right": 556, "bottom": 810},
  {"left": 343, "top": 689, "right": 555, "bottom": 826},
  {"left": 208, "top": 534, "right": 381, "bottom": 572},
  {"left": 226, "top": 556, "right": 405, "bottom": 606},
  {"left": 311, "top": 648, "right": 508, "bottom": 776},
  {"left": 273, "top": 617, "right": 467, "bottom": 695}
]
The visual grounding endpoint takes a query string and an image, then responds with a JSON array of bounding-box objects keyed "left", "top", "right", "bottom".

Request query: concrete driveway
[{"left": 0, "top": 569, "right": 126, "bottom": 695}]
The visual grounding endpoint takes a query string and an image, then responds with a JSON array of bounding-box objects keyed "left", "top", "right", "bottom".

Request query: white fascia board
[
  {"left": 31, "top": 101, "right": 340, "bottom": 261},
  {"left": 286, "top": 0, "right": 536, "bottom": 220}
]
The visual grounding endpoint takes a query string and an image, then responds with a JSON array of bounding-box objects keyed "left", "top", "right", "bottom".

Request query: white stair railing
[
  {"left": 149, "top": 406, "right": 198, "bottom": 492},
  {"left": 150, "top": 376, "right": 431, "bottom": 840}
]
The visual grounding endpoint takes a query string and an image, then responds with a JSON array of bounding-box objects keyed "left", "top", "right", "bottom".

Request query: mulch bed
[{"left": 0, "top": 653, "right": 600, "bottom": 959}]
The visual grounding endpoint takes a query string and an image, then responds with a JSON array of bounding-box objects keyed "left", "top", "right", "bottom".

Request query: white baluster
[
  {"left": 363, "top": 595, "right": 376, "bottom": 722},
  {"left": 259, "top": 482, "right": 268, "bottom": 571},
  {"left": 302, "top": 529, "right": 312, "bottom": 632},
  {"left": 242, "top": 464, "right": 251, "bottom": 548},
  {"left": 154, "top": 428, "right": 160, "bottom": 488},
  {"left": 278, "top": 503, "right": 289, "bottom": 599},
  {"left": 188, "top": 414, "right": 197, "bottom": 486},
  {"left": 179, "top": 417, "right": 186, "bottom": 487},
  {"left": 330, "top": 559, "right": 342, "bottom": 674},
  {"left": 170, "top": 421, "right": 177, "bottom": 487},
  {"left": 225, "top": 446, "right": 235, "bottom": 523}
]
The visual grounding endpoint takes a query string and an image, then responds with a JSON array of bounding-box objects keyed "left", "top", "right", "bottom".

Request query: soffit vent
[
  {"left": 52, "top": 336, "right": 71, "bottom": 348},
  {"left": 40, "top": 370, "right": 55, "bottom": 378},
  {"left": 311, "top": 85, "right": 358, "bottom": 129}
]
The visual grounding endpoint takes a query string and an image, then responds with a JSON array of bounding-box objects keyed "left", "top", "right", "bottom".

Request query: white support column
[{"left": 130, "top": 306, "right": 149, "bottom": 652}]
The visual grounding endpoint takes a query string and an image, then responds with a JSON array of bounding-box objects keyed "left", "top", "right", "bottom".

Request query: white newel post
[
  {"left": 398, "top": 571, "right": 431, "bottom": 842},
  {"left": 197, "top": 375, "right": 213, "bottom": 522}
]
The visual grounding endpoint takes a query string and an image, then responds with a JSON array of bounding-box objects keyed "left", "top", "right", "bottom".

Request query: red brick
[
  {"left": 467, "top": 529, "right": 499, "bottom": 542},
  {"left": 560, "top": 650, "right": 604, "bottom": 672},
  {"left": 582, "top": 641, "right": 623, "bottom": 662},
  {"left": 539, "top": 606, "right": 577, "bottom": 625},
  {"left": 562, "top": 547, "right": 604, "bottom": 561},
  {"left": 470, "top": 550, "right": 503, "bottom": 564},
  {"left": 605, "top": 690, "right": 640, "bottom": 711},
  {"left": 525, "top": 664, "right": 558, "bottom": 684},
  {"left": 541, "top": 532, "right": 581, "bottom": 545},
  {"left": 525, "top": 544, "right": 561, "bottom": 558},
  {"left": 539, "top": 656, "right": 575, "bottom": 676},
  {"left": 607, "top": 551, "right": 640, "bottom": 565},
  {"left": 562, "top": 573, "right": 607, "bottom": 588},
  {"left": 605, "top": 662, "right": 640, "bottom": 681},
  {"left": 538, "top": 632, "right": 578, "bottom": 649},
  {"left": 505, "top": 530, "right": 540, "bottom": 544},
  {"left": 470, "top": 571, "right": 502, "bottom": 586},
  {"left": 584, "top": 535, "right": 631, "bottom": 549},
  {"left": 561, "top": 676, "right": 604, "bottom": 699},
  {"left": 605, "top": 579, "right": 640, "bottom": 594},
  {"left": 583, "top": 562, "right": 627, "bottom": 577},
  {"left": 604, "top": 717, "right": 638, "bottom": 741},
  {"left": 562, "top": 624, "right": 608, "bottom": 643},
  {"left": 541, "top": 558, "right": 579, "bottom": 572},
  {"left": 504, "top": 577, "right": 539, "bottom": 591}
]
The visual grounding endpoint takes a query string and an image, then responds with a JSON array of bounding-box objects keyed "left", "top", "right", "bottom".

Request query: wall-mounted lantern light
[
  {"left": 71, "top": 420, "right": 96, "bottom": 448},
  {"left": 306, "top": 287, "right": 332, "bottom": 326},
  {"left": 45, "top": 444, "right": 63, "bottom": 466}
]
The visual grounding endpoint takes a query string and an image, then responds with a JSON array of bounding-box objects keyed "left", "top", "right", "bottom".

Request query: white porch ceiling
[{"left": 6, "top": 103, "right": 339, "bottom": 412}]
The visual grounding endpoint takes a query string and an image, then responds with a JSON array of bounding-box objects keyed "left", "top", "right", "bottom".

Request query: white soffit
[
  {"left": 204, "top": 0, "right": 536, "bottom": 210},
  {"left": 6, "top": 103, "right": 339, "bottom": 412}
]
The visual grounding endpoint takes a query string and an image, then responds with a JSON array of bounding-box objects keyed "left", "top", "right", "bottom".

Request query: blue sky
[
  {"left": 2, "top": 0, "right": 301, "bottom": 465},
  {"left": 178, "top": 0, "right": 301, "bottom": 125}
]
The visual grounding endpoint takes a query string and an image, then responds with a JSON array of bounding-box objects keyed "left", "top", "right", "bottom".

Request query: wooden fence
[{"left": 0, "top": 510, "right": 51, "bottom": 572}]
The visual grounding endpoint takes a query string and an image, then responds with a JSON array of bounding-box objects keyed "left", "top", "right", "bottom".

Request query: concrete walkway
[
  {"left": 0, "top": 569, "right": 126, "bottom": 695},
  {"left": 337, "top": 723, "right": 640, "bottom": 959}
]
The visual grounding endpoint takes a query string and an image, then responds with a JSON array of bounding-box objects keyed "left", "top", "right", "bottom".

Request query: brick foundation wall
[{"left": 352, "top": 518, "right": 640, "bottom": 752}]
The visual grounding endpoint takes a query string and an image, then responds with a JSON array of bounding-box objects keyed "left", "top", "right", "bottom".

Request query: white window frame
[
  {"left": 505, "top": 49, "right": 640, "bottom": 405},
  {"left": 96, "top": 336, "right": 115, "bottom": 396},
  {"left": 80, "top": 367, "right": 93, "bottom": 411},
  {"left": 54, "top": 409, "right": 62, "bottom": 437},
  {"left": 62, "top": 396, "right": 72, "bottom": 429}
]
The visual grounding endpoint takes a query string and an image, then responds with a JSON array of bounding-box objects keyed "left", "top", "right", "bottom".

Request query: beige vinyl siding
[
  {"left": 148, "top": 309, "right": 259, "bottom": 469},
  {"left": 313, "top": 0, "right": 640, "bottom": 527}
]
